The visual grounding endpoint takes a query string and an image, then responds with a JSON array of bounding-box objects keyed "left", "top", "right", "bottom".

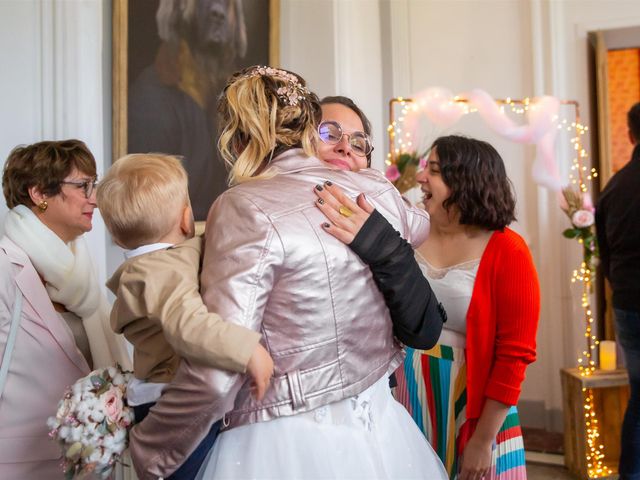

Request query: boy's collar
[{"left": 124, "top": 242, "right": 174, "bottom": 260}]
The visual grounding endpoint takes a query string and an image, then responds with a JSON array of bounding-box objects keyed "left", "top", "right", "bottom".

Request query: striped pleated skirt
[{"left": 394, "top": 344, "right": 527, "bottom": 479}]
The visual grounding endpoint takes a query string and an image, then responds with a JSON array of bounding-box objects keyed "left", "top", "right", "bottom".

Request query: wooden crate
[{"left": 561, "top": 367, "right": 629, "bottom": 479}]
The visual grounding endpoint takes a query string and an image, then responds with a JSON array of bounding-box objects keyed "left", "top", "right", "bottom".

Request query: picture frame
[{"left": 113, "top": 0, "right": 280, "bottom": 225}]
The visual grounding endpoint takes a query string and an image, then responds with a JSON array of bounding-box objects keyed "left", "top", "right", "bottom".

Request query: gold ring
[{"left": 339, "top": 205, "right": 353, "bottom": 218}]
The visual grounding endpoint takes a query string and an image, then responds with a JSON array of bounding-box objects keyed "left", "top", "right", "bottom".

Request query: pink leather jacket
[{"left": 128, "top": 150, "right": 430, "bottom": 479}]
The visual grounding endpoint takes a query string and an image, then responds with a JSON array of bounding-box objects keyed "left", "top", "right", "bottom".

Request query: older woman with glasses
[{"left": 0, "top": 140, "right": 130, "bottom": 478}]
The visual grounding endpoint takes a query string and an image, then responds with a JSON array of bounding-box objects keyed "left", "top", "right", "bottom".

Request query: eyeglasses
[
  {"left": 318, "top": 121, "right": 373, "bottom": 158},
  {"left": 60, "top": 178, "right": 98, "bottom": 199}
]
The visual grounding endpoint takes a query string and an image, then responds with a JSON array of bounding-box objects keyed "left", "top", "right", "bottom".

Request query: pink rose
[
  {"left": 102, "top": 387, "right": 124, "bottom": 423},
  {"left": 385, "top": 164, "right": 400, "bottom": 182},
  {"left": 571, "top": 209, "right": 594, "bottom": 228}
]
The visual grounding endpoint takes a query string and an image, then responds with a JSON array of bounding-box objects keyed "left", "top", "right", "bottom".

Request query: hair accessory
[
  {"left": 339, "top": 205, "right": 353, "bottom": 218},
  {"left": 38, "top": 201, "right": 48, "bottom": 212},
  {"left": 247, "top": 66, "right": 310, "bottom": 106}
]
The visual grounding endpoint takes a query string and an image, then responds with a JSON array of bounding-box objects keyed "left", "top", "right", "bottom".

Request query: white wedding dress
[{"left": 195, "top": 374, "right": 448, "bottom": 479}]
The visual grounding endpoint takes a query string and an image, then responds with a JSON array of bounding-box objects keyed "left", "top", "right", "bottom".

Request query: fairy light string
[{"left": 388, "top": 96, "right": 611, "bottom": 478}]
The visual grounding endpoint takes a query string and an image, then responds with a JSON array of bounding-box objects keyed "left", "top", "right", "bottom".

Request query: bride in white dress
[
  {"left": 197, "top": 66, "right": 447, "bottom": 480},
  {"left": 128, "top": 65, "right": 447, "bottom": 480}
]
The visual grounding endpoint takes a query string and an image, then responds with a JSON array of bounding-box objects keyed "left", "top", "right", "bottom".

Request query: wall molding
[
  {"left": 44, "top": 0, "right": 110, "bottom": 287},
  {"left": 388, "top": 0, "right": 412, "bottom": 97},
  {"left": 575, "top": 16, "right": 640, "bottom": 40}
]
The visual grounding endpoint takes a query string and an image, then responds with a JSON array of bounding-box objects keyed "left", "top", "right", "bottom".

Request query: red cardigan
[{"left": 465, "top": 227, "right": 540, "bottom": 419}]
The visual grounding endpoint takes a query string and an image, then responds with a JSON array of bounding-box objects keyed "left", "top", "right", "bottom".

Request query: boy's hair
[{"left": 97, "top": 153, "right": 189, "bottom": 249}]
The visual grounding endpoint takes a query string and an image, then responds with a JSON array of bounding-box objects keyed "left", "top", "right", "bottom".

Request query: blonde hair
[
  {"left": 97, "top": 153, "right": 189, "bottom": 249},
  {"left": 218, "top": 66, "right": 322, "bottom": 185}
]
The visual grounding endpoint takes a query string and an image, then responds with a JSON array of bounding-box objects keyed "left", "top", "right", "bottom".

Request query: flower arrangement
[
  {"left": 385, "top": 151, "right": 426, "bottom": 194},
  {"left": 47, "top": 365, "right": 134, "bottom": 479},
  {"left": 560, "top": 186, "right": 598, "bottom": 283}
]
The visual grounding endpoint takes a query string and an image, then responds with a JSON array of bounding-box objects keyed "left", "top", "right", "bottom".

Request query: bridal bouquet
[{"left": 47, "top": 364, "right": 134, "bottom": 479}]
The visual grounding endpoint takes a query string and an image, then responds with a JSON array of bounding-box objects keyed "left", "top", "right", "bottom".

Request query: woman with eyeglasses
[
  {"left": 315, "top": 135, "right": 540, "bottom": 480},
  {"left": 127, "top": 66, "right": 447, "bottom": 480},
  {"left": 318, "top": 95, "right": 374, "bottom": 170},
  {"left": 0, "top": 140, "right": 131, "bottom": 478},
  {"left": 316, "top": 95, "right": 447, "bottom": 351}
]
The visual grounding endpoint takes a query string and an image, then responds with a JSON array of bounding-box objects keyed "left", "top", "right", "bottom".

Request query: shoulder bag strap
[{"left": 0, "top": 287, "right": 23, "bottom": 399}]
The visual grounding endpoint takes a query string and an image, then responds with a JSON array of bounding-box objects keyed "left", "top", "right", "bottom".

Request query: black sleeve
[
  {"left": 349, "top": 210, "right": 446, "bottom": 349},
  {"left": 595, "top": 200, "right": 609, "bottom": 280}
]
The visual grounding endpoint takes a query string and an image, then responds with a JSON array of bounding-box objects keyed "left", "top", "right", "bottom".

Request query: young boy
[{"left": 97, "top": 153, "right": 273, "bottom": 479}]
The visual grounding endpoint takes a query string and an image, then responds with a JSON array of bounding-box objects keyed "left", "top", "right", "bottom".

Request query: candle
[{"left": 600, "top": 340, "right": 617, "bottom": 371}]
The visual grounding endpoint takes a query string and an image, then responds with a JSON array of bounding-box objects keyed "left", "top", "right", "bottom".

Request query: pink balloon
[{"left": 401, "top": 87, "right": 565, "bottom": 190}]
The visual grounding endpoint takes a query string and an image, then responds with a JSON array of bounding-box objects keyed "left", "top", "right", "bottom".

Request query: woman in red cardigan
[{"left": 315, "top": 135, "right": 540, "bottom": 480}]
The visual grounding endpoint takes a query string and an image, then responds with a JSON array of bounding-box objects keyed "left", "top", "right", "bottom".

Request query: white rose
[
  {"left": 46, "top": 416, "right": 58, "bottom": 430},
  {"left": 88, "top": 449, "right": 102, "bottom": 463},
  {"left": 571, "top": 209, "right": 594, "bottom": 228},
  {"left": 111, "top": 373, "right": 124, "bottom": 386},
  {"left": 91, "top": 409, "right": 105, "bottom": 423},
  {"left": 59, "top": 425, "right": 71, "bottom": 439},
  {"left": 70, "top": 426, "right": 83, "bottom": 442}
]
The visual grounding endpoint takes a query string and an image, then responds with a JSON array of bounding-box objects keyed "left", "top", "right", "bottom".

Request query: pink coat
[{"left": 0, "top": 237, "right": 91, "bottom": 478}]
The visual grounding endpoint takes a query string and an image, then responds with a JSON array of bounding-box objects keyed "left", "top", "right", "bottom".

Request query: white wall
[
  {"left": 381, "top": 0, "right": 640, "bottom": 430},
  {"left": 3, "top": 0, "right": 640, "bottom": 431},
  {"left": 280, "top": 0, "right": 640, "bottom": 430},
  {"left": 532, "top": 0, "right": 640, "bottom": 429},
  {"left": 0, "top": 0, "right": 111, "bottom": 287},
  {"left": 0, "top": 0, "right": 44, "bottom": 235},
  {"left": 395, "top": 0, "right": 560, "bottom": 427},
  {"left": 279, "top": 0, "right": 387, "bottom": 169}
]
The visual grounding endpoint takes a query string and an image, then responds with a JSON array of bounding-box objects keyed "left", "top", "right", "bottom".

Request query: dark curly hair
[
  {"left": 3, "top": 139, "right": 96, "bottom": 209},
  {"left": 430, "top": 135, "right": 516, "bottom": 230}
]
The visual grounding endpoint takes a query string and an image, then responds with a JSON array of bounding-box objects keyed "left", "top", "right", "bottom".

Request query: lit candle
[{"left": 600, "top": 340, "right": 616, "bottom": 371}]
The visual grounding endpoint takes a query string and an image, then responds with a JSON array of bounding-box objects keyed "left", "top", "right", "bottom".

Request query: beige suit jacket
[{"left": 107, "top": 236, "right": 260, "bottom": 383}]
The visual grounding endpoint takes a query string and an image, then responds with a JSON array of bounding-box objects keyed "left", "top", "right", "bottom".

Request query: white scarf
[{"left": 4, "top": 205, "right": 131, "bottom": 370}]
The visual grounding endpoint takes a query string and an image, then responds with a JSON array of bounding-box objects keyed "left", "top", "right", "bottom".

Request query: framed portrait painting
[{"left": 113, "top": 0, "right": 280, "bottom": 221}]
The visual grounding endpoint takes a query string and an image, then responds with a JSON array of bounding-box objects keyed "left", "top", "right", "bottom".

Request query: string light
[
  {"left": 388, "top": 96, "right": 612, "bottom": 478},
  {"left": 568, "top": 115, "right": 612, "bottom": 479}
]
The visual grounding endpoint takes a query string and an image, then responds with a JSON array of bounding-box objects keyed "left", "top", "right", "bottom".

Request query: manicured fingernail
[
  {"left": 317, "top": 198, "right": 325, "bottom": 205},
  {"left": 322, "top": 222, "right": 331, "bottom": 228},
  {"left": 324, "top": 181, "right": 333, "bottom": 186},
  {"left": 315, "top": 184, "right": 323, "bottom": 191}
]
